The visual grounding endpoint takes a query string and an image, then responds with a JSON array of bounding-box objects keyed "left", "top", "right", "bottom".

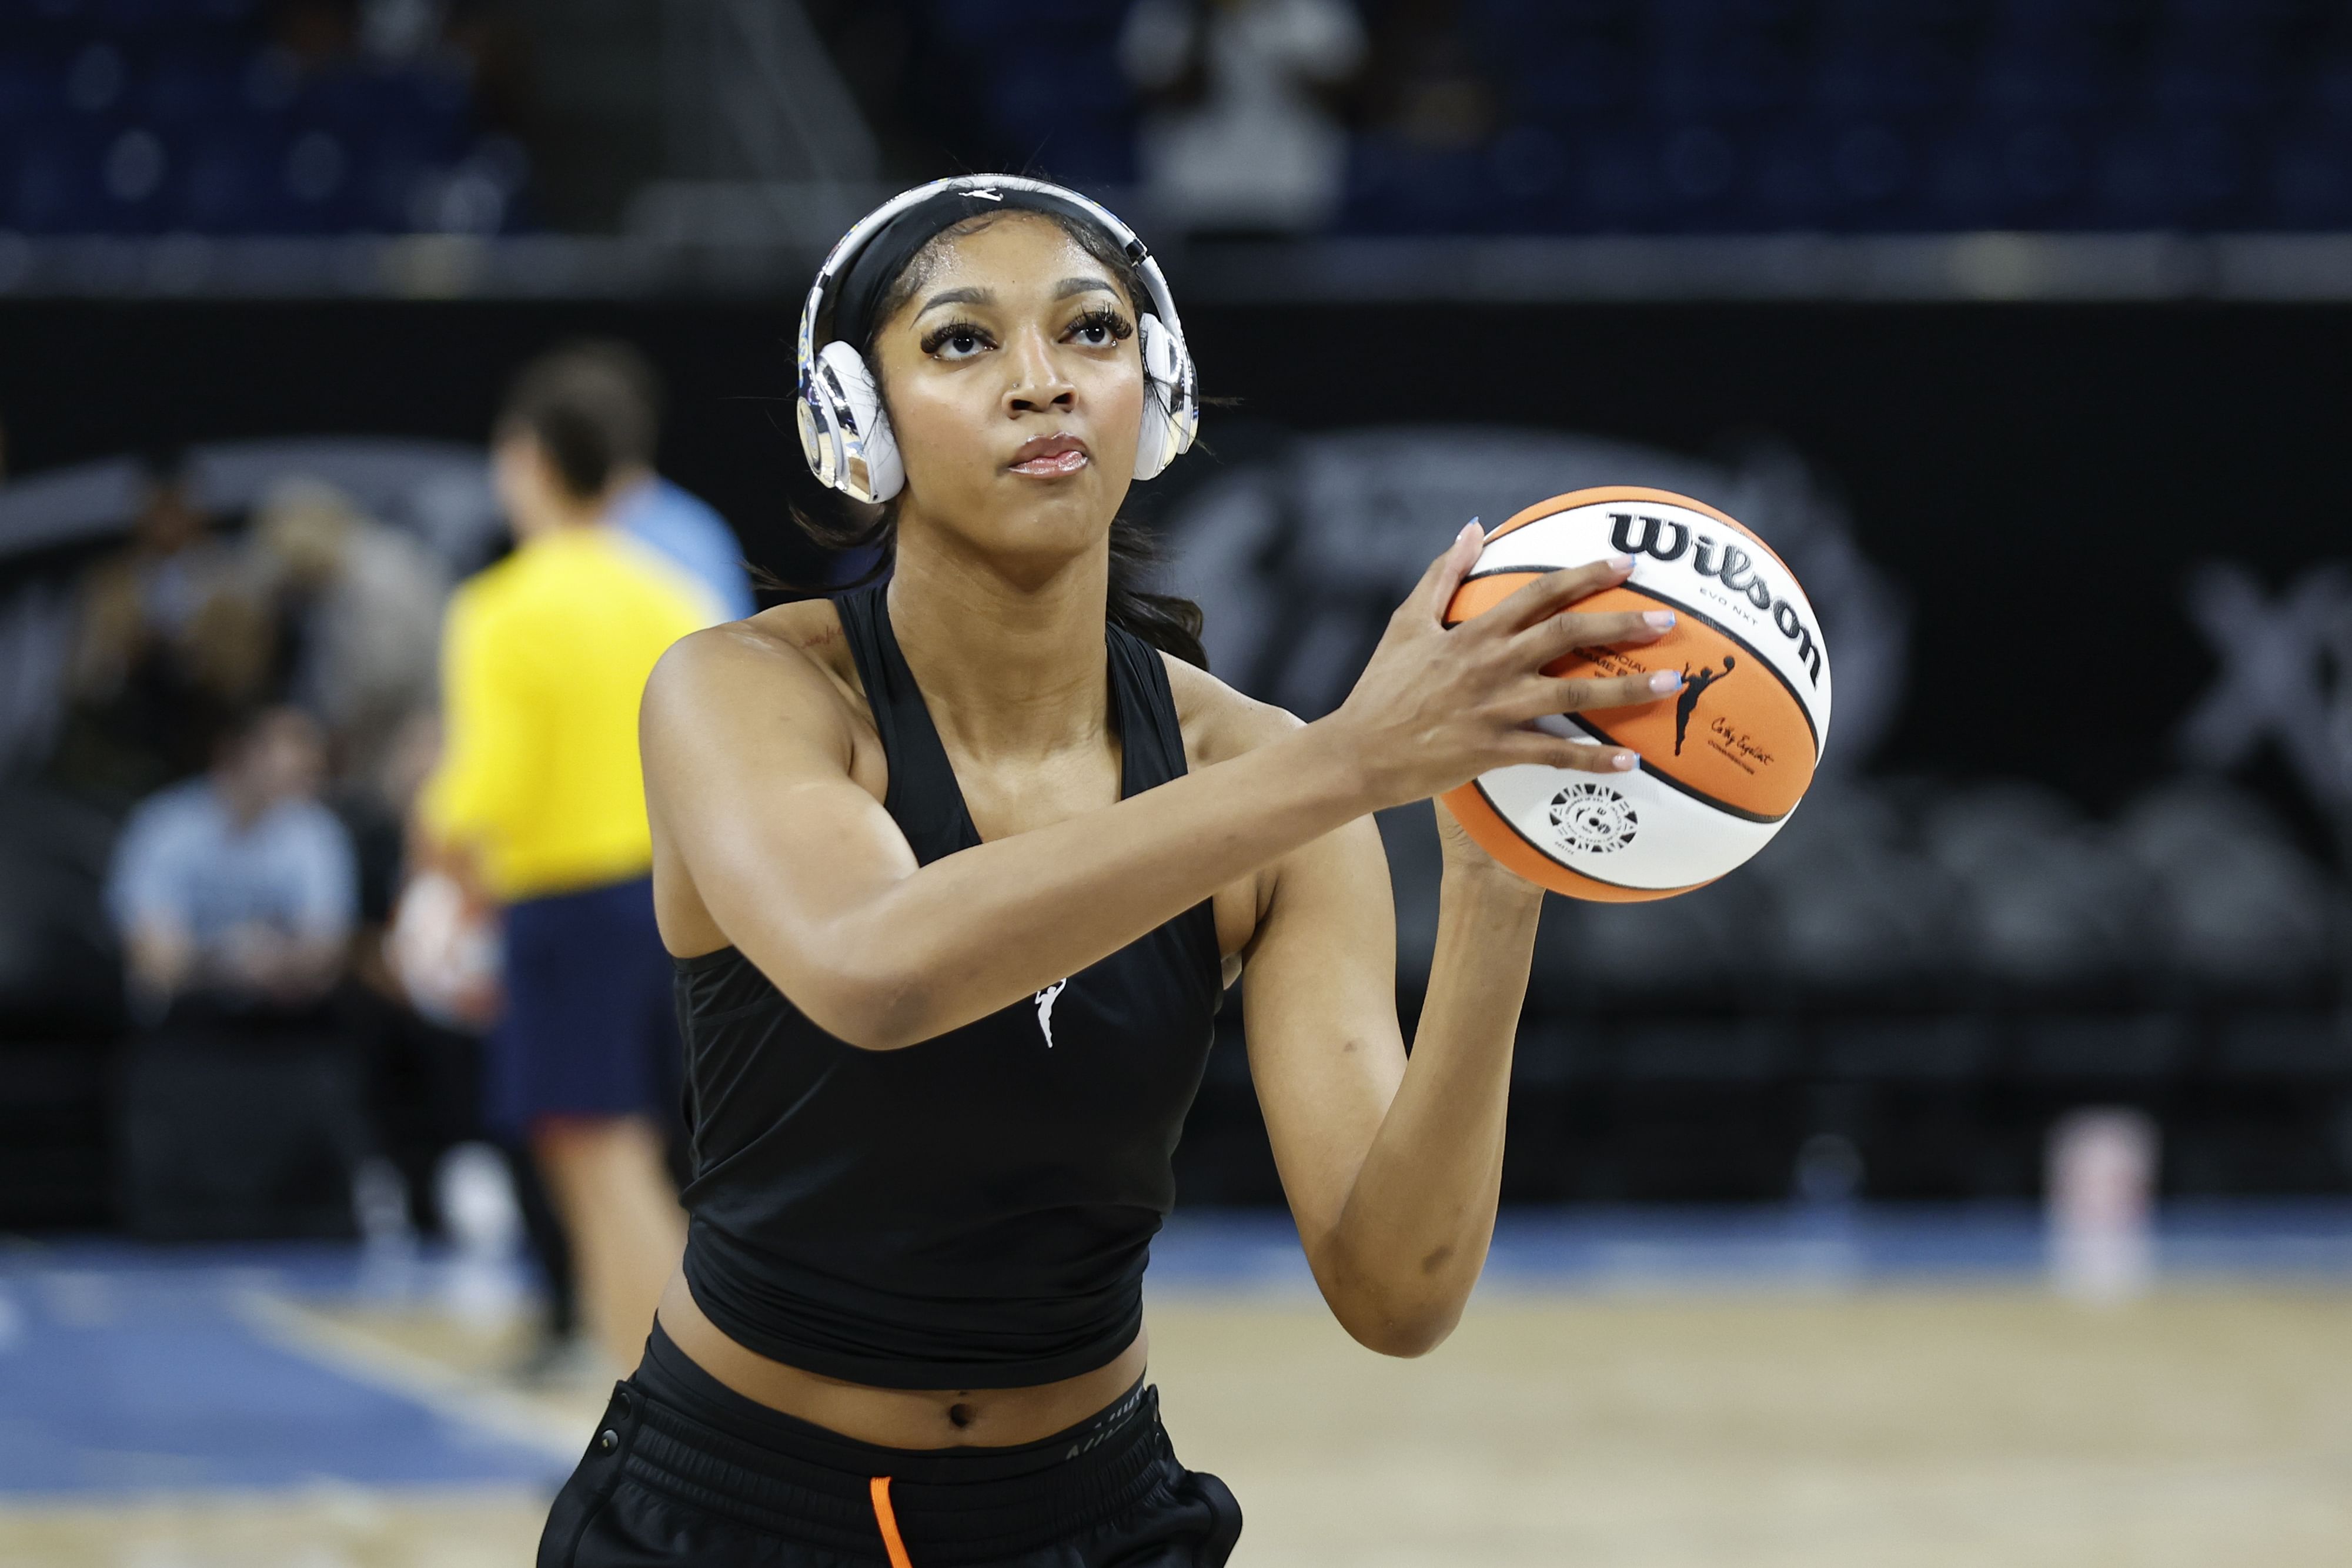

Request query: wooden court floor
[{"left": 7, "top": 1285, "right": 2348, "bottom": 1567}]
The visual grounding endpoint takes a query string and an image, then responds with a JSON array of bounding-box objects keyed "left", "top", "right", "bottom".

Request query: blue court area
[
  {"left": 0, "top": 1242, "right": 573, "bottom": 1498},
  {"left": 6, "top": 1202, "right": 2352, "bottom": 1501}
]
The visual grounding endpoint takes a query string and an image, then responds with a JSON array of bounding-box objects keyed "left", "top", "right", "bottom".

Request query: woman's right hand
[{"left": 1322, "top": 520, "right": 1685, "bottom": 808}]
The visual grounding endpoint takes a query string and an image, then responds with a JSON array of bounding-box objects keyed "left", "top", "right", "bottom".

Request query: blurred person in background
[
  {"left": 64, "top": 449, "right": 275, "bottom": 794},
  {"left": 1121, "top": 0, "right": 1366, "bottom": 235},
  {"left": 533, "top": 339, "right": 755, "bottom": 621},
  {"left": 251, "top": 477, "right": 449, "bottom": 786},
  {"left": 409, "top": 350, "right": 720, "bottom": 1375},
  {"left": 1354, "top": 0, "right": 1498, "bottom": 154},
  {"left": 108, "top": 704, "right": 356, "bottom": 1025}
]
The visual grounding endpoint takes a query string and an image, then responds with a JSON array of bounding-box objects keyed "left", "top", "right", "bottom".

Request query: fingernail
[
  {"left": 1612, "top": 751, "right": 1639, "bottom": 771},
  {"left": 1643, "top": 610, "right": 1676, "bottom": 631},
  {"left": 1608, "top": 553, "right": 1635, "bottom": 572},
  {"left": 1649, "top": 670, "right": 1683, "bottom": 693},
  {"left": 1458, "top": 520, "right": 1483, "bottom": 541}
]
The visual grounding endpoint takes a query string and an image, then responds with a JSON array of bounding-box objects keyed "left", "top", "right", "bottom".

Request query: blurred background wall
[{"left": 4, "top": 0, "right": 2350, "bottom": 1237}]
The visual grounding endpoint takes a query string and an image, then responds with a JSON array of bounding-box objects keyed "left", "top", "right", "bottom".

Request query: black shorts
[{"left": 539, "top": 1326, "right": 1243, "bottom": 1567}]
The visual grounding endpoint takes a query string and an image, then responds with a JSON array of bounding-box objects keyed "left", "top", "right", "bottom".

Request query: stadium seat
[
  {"left": 1511, "top": 36, "right": 1636, "bottom": 125},
  {"left": 7, "top": 125, "right": 111, "bottom": 232},
  {"left": 1811, "top": 35, "right": 1970, "bottom": 123},
  {"left": 2269, "top": 132, "right": 2352, "bottom": 228},
  {"left": 172, "top": 124, "right": 274, "bottom": 230},
  {"left": 139, "top": 44, "right": 243, "bottom": 128},
  {"left": 0, "top": 0, "right": 492, "bottom": 236}
]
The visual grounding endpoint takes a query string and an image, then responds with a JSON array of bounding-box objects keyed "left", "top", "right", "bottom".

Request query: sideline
[{"left": 232, "top": 1289, "right": 593, "bottom": 1465}]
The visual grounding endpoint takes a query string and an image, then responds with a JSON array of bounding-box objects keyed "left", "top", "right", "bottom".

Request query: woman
[{"left": 540, "top": 176, "right": 1682, "bottom": 1568}]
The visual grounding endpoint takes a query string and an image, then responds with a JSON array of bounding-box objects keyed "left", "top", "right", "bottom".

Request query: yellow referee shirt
[{"left": 420, "top": 526, "right": 716, "bottom": 902}]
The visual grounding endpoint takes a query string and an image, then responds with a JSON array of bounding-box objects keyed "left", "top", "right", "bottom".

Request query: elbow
[
  {"left": 1341, "top": 1307, "right": 1459, "bottom": 1360},
  {"left": 790, "top": 958, "right": 937, "bottom": 1052},
  {"left": 1331, "top": 1288, "right": 1465, "bottom": 1359}
]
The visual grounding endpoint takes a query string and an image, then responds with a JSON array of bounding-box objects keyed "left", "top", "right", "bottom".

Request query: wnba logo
[{"left": 1549, "top": 783, "right": 1638, "bottom": 855}]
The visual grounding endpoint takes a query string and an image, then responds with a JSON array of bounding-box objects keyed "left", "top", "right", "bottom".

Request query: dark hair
[
  {"left": 496, "top": 340, "right": 663, "bottom": 503},
  {"left": 791, "top": 209, "right": 1208, "bottom": 670}
]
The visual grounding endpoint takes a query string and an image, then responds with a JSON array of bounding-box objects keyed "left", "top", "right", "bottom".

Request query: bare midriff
[{"left": 653, "top": 1269, "right": 1150, "bottom": 1449}]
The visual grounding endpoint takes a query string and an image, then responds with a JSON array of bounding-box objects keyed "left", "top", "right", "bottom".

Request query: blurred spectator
[
  {"left": 108, "top": 705, "right": 356, "bottom": 1022},
  {"left": 408, "top": 347, "right": 714, "bottom": 1372},
  {"left": 108, "top": 703, "right": 378, "bottom": 1239},
  {"left": 1122, "top": 0, "right": 1367, "bottom": 233},
  {"left": 251, "top": 477, "right": 448, "bottom": 783},
  {"left": 1357, "top": 0, "right": 1497, "bottom": 152},
  {"left": 506, "top": 342, "right": 751, "bottom": 621},
  {"left": 65, "top": 450, "right": 275, "bottom": 794}
]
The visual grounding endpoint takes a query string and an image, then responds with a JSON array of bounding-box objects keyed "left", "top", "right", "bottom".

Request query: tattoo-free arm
[{"left": 1242, "top": 800, "right": 1542, "bottom": 1356}]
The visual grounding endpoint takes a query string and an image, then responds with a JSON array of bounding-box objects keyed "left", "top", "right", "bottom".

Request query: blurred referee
[{"left": 416, "top": 348, "right": 723, "bottom": 1372}]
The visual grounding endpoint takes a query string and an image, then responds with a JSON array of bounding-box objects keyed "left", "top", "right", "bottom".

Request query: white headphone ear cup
[
  {"left": 1133, "top": 313, "right": 1194, "bottom": 482},
  {"left": 815, "top": 341, "right": 903, "bottom": 503},
  {"left": 796, "top": 395, "right": 836, "bottom": 490}
]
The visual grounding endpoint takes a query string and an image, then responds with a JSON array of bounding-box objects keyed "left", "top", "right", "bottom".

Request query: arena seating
[
  {"left": 1387, "top": 0, "right": 2352, "bottom": 232},
  {"left": 0, "top": 0, "right": 514, "bottom": 235},
  {"left": 914, "top": 0, "right": 2352, "bottom": 235}
]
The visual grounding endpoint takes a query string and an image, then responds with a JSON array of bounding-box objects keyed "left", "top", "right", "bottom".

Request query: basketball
[{"left": 1439, "top": 486, "right": 1834, "bottom": 902}]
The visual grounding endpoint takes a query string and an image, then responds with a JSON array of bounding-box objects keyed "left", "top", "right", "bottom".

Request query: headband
[{"left": 830, "top": 184, "right": 1132, "bottom": 349}]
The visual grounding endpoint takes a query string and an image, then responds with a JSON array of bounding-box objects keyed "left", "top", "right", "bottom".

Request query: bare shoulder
[
  {"left": 1161, "top": 651, "right": 1304, "bottom": 769},
  {"left": 646, "top": 599, "right": 863, "bottom": 738}
]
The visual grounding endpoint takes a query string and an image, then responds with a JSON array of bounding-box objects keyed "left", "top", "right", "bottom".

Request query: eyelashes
[
  {"left": 1066, "top": 306, "right": 1134, "bottom": 345},
  {"left": 920, "top": 318, "right": 991, "bottom": 359},
  {"left": 917, "top": 306, "right": 1135, "bottom": 360}
]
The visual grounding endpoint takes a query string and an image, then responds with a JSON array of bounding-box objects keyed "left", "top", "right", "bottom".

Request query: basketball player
[{"left": 538, "top": 176, "right": 1684, "bottom": 1567}]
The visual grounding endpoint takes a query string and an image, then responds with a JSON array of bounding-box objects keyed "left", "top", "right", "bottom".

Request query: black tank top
[{"left": 673, "top": 581, "right": 1225, "bottom": 1389}]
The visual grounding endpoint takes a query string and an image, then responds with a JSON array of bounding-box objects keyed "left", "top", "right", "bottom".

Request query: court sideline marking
[{"left": 230, "top": 1289, "right": 592, "bottom": 1464}]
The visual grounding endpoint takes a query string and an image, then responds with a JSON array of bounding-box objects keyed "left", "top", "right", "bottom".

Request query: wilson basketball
[{"left": 1440, "top": 486, "right": 1833, "bottom": 902}]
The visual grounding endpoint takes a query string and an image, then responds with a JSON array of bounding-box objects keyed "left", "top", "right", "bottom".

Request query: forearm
[
  {"left": 804, "top": 722, "right": 1374, "bottom": 1048},
  {"left": 1323, "top": 866, "right": 1541, "bottom": 1352}
]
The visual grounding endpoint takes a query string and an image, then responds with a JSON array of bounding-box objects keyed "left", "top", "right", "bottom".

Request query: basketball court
[{"left": 7, "top": 1208, "right": 2348, "bottom": 1567}]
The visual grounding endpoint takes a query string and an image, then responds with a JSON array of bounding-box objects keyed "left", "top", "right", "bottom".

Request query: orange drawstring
[{"left": 869, "top": 1475, "right": 914, "bottom": 1568}]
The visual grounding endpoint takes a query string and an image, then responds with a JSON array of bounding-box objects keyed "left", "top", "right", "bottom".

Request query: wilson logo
[{"left": 1611, "top": 513, "right": 1823, "bottom": 687}]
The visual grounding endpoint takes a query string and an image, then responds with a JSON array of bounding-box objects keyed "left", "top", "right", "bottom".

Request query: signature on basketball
[{"left": 1707, "top": 715, "right": 1775, "bottom": 773}]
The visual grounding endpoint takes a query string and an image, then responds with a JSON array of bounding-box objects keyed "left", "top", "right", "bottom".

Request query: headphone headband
[{"left": 795, "top": 175, "right": 1188, "bottom": 382}]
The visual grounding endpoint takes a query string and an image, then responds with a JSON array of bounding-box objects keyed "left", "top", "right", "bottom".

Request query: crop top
[{"left": 674, "top": 580, "right": 1225, "bottom": 1389}]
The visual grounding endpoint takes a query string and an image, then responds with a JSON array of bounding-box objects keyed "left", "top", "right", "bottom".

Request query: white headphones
[{"left": 795, "top": 175, "right": 1200, "bottom": 506}]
